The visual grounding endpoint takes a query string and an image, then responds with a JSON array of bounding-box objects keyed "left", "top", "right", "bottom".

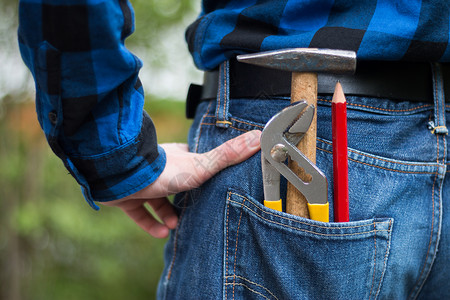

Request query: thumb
[{"left": 195, "top": 130, "right": 262, "bottom": 178}]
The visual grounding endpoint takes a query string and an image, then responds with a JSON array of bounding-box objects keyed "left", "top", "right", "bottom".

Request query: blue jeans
[{"left": 157, "top": 62, "right": 449, "bottom": 299}]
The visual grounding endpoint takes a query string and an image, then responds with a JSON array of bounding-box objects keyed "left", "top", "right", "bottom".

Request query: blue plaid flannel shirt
[
  {"left": 188, "top": 0, "right": 450, "bottom": 70},
  {"left": 18, "top": 0, "right": 450, "bottom": 209},
  {"left": 18, "top": 0, "right": 166, "bottom": 209}
]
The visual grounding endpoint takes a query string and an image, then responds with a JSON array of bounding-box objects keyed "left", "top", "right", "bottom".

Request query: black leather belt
[{"left": 186, "top": 59, "right": 450, "bottom": 118}]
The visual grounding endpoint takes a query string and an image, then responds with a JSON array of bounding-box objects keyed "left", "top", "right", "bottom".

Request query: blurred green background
[{"left": 0, "top": 1, "right": 200, "bottom": 299}]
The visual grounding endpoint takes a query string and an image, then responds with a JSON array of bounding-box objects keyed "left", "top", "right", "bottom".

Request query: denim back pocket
[{"left": 224, "top": 189, "right": 393, "bottom": 300}]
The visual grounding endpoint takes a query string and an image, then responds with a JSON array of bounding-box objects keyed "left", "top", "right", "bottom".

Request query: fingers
[
  {"left": 195, "top": 130, "right": 262, "bottom": 179},
  {"left": 101, "top": 130, "right": 261, "bottom": 238},
  {"left": 148, "top": 130, "right": 261, "bottom": 197},
  {"left": 117, "top": 198, "right": 178, "bottom": 238},
  {"left": 147, "top": 197, "right": 178, "bottom": 230}
]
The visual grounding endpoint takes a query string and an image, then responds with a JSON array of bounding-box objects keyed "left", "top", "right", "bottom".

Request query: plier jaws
[{"left": 261, "top": 102, "right": 328, "bottom": 221}]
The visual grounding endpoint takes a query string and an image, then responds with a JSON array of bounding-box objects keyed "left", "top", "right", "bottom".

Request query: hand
[{"left": 101, "top": 130, "right": 262, "bottom": 238}]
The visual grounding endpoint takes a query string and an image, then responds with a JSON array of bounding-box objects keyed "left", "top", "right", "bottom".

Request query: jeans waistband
[
  {"left": 206, "top": 59, "right": 450, "bottom": 100},
  {"left": 186, "top": 59, "right": 449, "bottom": 120}
]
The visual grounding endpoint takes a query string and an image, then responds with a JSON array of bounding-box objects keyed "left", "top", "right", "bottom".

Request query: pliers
[{"left": 260, "top": 101, "right": 329, "bottom": 222}]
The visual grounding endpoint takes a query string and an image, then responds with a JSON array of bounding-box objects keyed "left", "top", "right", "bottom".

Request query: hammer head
[{"left": 237, "top": 48, "right": 356, "bottom": 74}]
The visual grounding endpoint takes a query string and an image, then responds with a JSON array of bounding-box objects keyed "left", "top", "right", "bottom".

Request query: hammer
[{"left": 237, "top": 48, "right": 356, "bottom": 218}]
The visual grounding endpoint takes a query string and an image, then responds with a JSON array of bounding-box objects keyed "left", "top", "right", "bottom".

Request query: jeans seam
[
  {"left": 408, "top": 170, "right": 438, "bottom": 299},
  {"left": 375, "top": 219, "right": 393, "bottom": 298},
  {"left": 319, "top": 138, "right": 438, "bottom": 168},
  {"left": 443, "top": 134, "right": 448, "bottom": 165},
  {"left": 369, "top": 220, "right": 391, "bottom": 300},
  {"left": 225, "top": 199, "right": 230, "bottom": 298},
  {"left": 408, "top": 64, "right": 446, "bottom": 299},
  {"left": 225, "top": 194, "right": 280, "bottom": 300},
  {"left": 229, "top": 192, "right": 389, "bottom": 230},
  {"left": 212, "top": 98, "right": 432, "bottom": 114},
  {"left": 228, "top": 199, "right": 391, "bottom": 237},
  {"left": 229, "top": 192, "right": 386, "bottom": 230},
  {"left": 437, "top": 134, "right": 440, "bottom": 164},
  {"left": 195, "top": 100, "right": 213, "bottom": 153},
  {"left": 199, "top": 121, "right": 438, "bottom": 173},
  {"left": 201, "top": 122, "right": 249, "bottom": 133},
  {"left": 166, "top": 194, "right": 188, "bottom": 281},
  {"left": 318, "top": 98, "right": 433, "bottom": 113},
  {"left": 224, "top": 275, "right": 279, "bottom": 300},
  {"left": 224, "top": 282, "right": 272, "bottom": 300},
  {"left": 224, "top": 63, "right": 228, "bottom": 121},
  {"left": 369, "top": 222, "right": 377, "bottom": 300},
  {"left": 203, "top": 116, "right": 265, "bottom": 129},
  {"left": 318, "top": 146, "right": 437, "bottom": 175},
  {"left": 232, "top": 198, "right": 245, "bottom": 299},
  {"left": 227, "top": 117, "right": 264, "bottom": 128}
]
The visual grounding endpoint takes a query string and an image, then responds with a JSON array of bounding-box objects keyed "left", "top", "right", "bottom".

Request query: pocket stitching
[
  {"left": 230, "top": 198, "right": 390, "bottom": 237},
  {"left": 224, "top": 275, "right": 279, "bottom": 300},
  {"left": 320, "top": 138, "right": 438, "bottom": 168},
  {"left": 225, "top": 195, "right": 280, "bottom": 300},
  {"left": 166, "top": 194, "right": 188, "bottom": 281},
  {"left": 370, "top": 219, "right": 393, "bottom": 300},
  {"left": 225, "top": 199, "right": 230, "bottom": 297},
  {"left": 369, "top": 222, "right": 378, "bottom": 300},
  {"left": 318, "top": 98, "right": 433, "bottom": 113},
  {"left": 226, "top": 190, "right": 394, "bottom": 299},
  {"left": 228, "top": 192, "right": 391, "bottom": 232},
  {"left": 224, "top": 282, "right": 273, "bottom": 300},
  {"left": 318, "top": 139, "right": 439, "bottom": 175},
  {"left": 232, "top": 197, "right": 246, "bottom": 299},
  {"left": 376, "top": 219, "right": 393, "bottom": 298}
]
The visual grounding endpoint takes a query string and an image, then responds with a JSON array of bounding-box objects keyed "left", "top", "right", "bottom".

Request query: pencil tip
[{"left": 332, "top": 81, "right": 346, "bottom": 104}]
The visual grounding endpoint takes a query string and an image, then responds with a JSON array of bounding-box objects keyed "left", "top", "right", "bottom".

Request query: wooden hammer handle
[{"left": 286, "top": 72, "right": 318, "bottom": 218}]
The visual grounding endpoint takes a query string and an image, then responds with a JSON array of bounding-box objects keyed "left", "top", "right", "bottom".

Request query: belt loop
[
  {"left": 430, "top": 63, "right": 448, "bottom": 135},
  {"left": 215, "top": 60, "right": 232, "bottom": 128}
]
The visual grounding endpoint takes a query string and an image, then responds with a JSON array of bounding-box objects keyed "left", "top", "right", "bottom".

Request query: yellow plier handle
[
  {"left": 264, "top": 199, "right": 283, "bottom": 212},
  {"left": 307, "top": 202, "right": 329, "bottom": 222},
  {"left": 264, "top": 200, "right": 329, "bottom": 222}
]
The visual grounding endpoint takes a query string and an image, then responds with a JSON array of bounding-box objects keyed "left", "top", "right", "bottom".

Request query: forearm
[{"left": 18, "top": 0, "right": 165, "bottom": 209}]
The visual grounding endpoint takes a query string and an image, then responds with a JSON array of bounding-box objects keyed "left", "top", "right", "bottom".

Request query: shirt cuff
[
  {"left": 61, "top": 112, "right": 166, "bottom": 210},
  {"left": 89, "top": 145, "right": 166, "bottom": 204}
]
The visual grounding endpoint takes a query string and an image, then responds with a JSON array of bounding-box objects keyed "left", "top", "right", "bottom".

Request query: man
[{"left": 19, "top": 0, "right": 449, "bottom": 299}]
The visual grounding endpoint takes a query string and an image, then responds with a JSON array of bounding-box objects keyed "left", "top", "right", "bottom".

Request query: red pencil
[{"left": 332, "top": 82, "right": 349, "bottom": 222}]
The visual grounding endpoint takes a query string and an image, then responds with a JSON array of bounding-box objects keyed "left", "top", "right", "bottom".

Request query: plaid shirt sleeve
[
  {"left": 187, "top": 0, "right": 450, "bottom": 70},
  {"left": 18, "top": 0, "right": 166, "bottom": 210}
]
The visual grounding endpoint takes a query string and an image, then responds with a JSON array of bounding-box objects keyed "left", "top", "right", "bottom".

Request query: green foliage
[
  {"left": 0, "top": 99, "right": 191, "bottom": 300},
  {"left": 126, "top": 0, "right": 199, "bottom": 71},
  {"left": 128, "top": 0, "right": 197, "bottom": 49},
  {"left": 0, "top": 0, "right": 197, "bottom": 297},
  {"left": 146, "top": 98, "right": 192, "bottom": 143}
]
